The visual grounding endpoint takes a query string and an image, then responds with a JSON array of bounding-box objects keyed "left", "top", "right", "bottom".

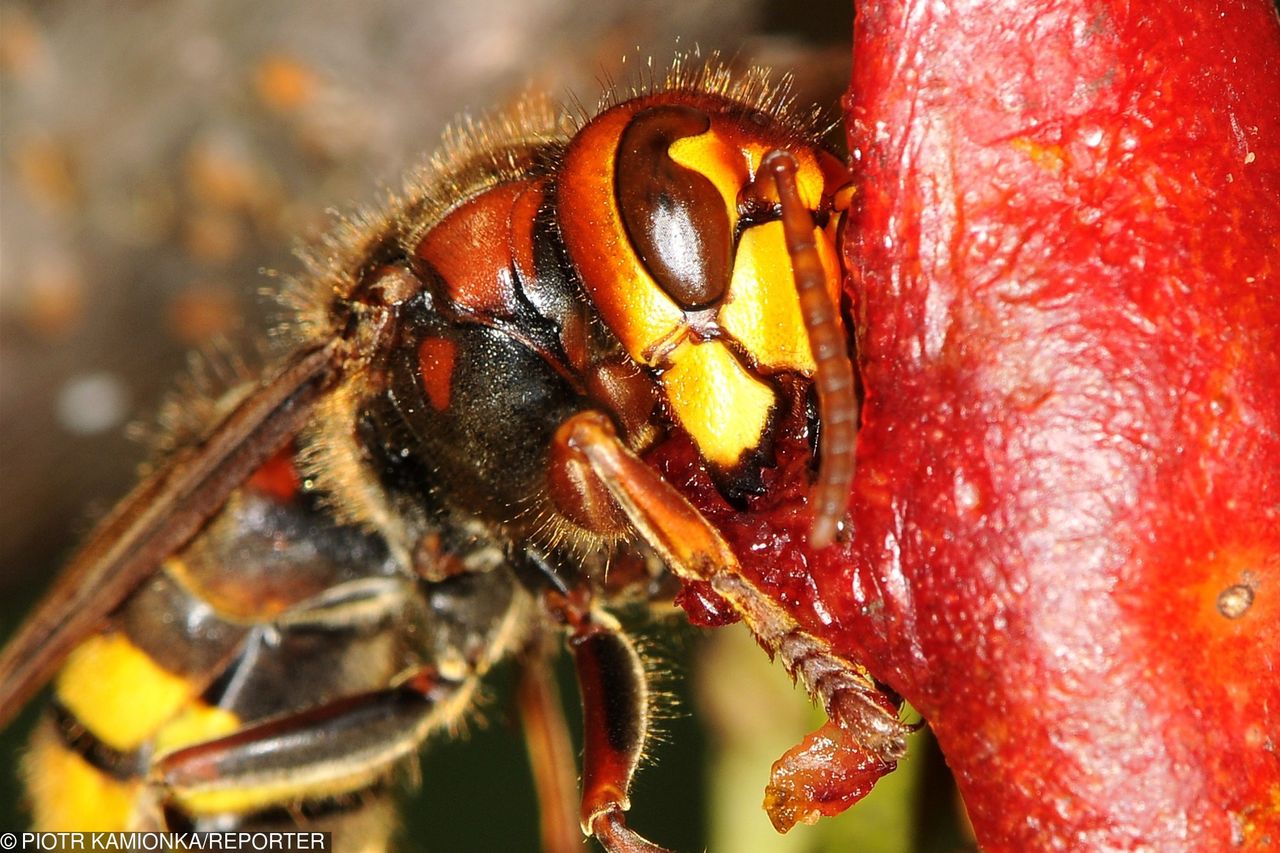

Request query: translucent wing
[{"left": 0, "top": 342, "right": 339, "bottom": 728}]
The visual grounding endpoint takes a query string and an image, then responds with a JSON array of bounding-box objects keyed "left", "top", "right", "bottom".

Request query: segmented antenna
[{"left": 762, "top": 150, "right": 857, "bottom": 548}]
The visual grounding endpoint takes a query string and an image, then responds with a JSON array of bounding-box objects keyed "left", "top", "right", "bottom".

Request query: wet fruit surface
[{"left": 844, "top": 0, "right": 1280, "bottom": 847}]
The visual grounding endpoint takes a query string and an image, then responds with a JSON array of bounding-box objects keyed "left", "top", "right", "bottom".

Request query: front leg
[{"left": 553, "top": 409, "right": 909, "bottom": 834}]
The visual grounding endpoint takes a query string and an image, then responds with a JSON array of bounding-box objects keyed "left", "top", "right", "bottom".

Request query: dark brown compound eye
[{"left": 615, "top": 105, "right": 733, "bottom": 310}]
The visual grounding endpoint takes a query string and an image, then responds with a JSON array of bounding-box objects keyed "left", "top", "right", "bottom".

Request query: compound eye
[{"left": 616, "top": 105, "right": 733, "bottom": 310}]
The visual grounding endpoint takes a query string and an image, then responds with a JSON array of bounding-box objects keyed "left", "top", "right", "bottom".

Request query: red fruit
[{"left": 827, "top": 0, "right": 1280, "bottom": 848}]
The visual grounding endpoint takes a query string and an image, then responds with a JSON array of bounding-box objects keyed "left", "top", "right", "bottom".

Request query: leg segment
[
  {"left": 151, "top": 665, "right": 474, "bottom": 819},
  {"left": 542, "top": 588, "right": 672, "bottom": 853},
  {"left": 553, "top": 410, "right": 738, "bottom": 580},
  {"left": 553, "top": 408, "right": 908, "bottom": 833},
  {"left": 517, "top": 651, "right": 586, "bottom": 853},
  {"left": 714, "top": 573, "right": 907, "bottom": 832}
]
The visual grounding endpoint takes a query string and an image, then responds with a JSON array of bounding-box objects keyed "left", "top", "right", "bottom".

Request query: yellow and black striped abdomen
[
  {"left": 26, "top": 555, "right": 253, "bottom": 831},
  {"left": 21, "top": 468, "right": 516, "bottom": 845}
]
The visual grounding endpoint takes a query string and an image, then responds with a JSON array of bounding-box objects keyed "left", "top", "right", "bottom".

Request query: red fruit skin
[{"left": 827, "top": 0, "right": 1280, "bottom": 849}]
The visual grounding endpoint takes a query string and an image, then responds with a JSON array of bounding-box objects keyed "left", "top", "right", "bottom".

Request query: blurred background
[{"left": 0, "top": 1, "right": 971, "bottom": 849}]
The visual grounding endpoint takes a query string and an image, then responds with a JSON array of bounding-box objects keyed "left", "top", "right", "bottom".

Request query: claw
[{"left": 591, "top": 805, "right": 673, "bottom": 853}]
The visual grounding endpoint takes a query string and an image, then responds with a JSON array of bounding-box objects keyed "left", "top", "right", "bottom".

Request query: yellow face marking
[
  {"left": 814, "top": 217, "right": 844, "bottom": 307},
  {"left": 668, "top": 130, "right": 747, "bottom": 235},
  {"left": 720, "top": 221, "right": 814, "bottom": 374},
  {"left": 616, "top": 268, "right": 689, "bottom": 366},
  {"left": 152, "top": 703, "right": 242, "bottom": 758},
  {"left": 719, "top": 221, "right": 844, "bottom": 375},
  {"left": 833, "top": 182, "right": 856, "bottom": 212},
  {"left": 743, "top": 143, "right": 827, "bottom": 209},
  {"left": 663, "top": 340, "right": 775, "bottom": 468},
  {"left": 56, "top": 632, "right": 195, "bottom": 752},
  {"left": 23, "top": 720, "right": 142, "bottom": 830},
  {"left": 797, "top": 159, "right": 827, "bottom": 210}
]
